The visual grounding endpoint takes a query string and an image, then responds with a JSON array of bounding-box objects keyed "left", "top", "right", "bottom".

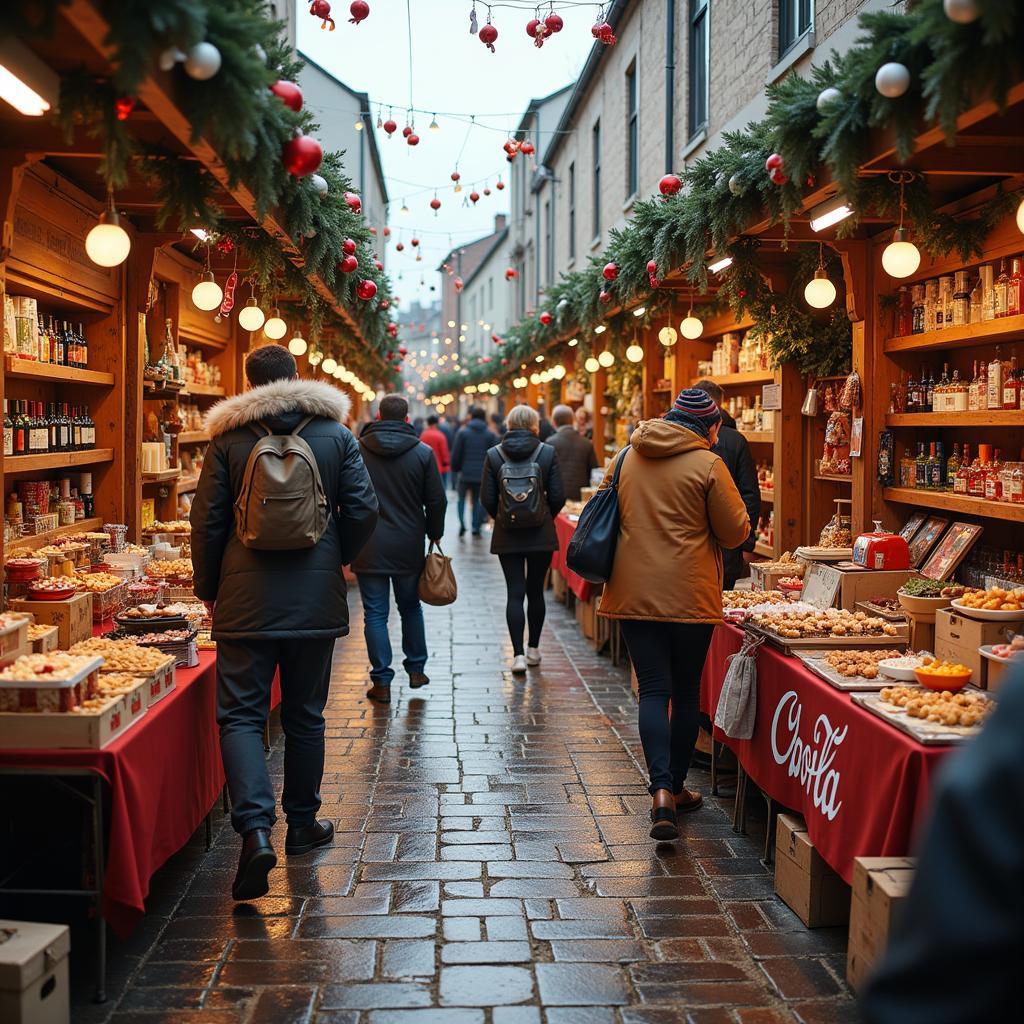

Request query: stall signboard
[
  {"left": 762, "top": 383, "right": 782, "bottom": 411},
  {"left": 802, "top": 562, "right": 843, "bottom": 609}
]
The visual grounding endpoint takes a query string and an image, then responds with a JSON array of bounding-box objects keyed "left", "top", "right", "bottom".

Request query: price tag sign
[
  {"left": 802, "top": 562, "right": 842, "bottom": 609},
  {"left": 762, "top": 383, "right": 782, "bottom": 410}
]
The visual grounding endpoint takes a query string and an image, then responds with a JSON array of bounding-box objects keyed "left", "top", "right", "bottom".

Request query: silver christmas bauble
[
  {"left": 943, "top": 0, "right": 980, "bottom": 24},
  {"left": 875, "top": 61, "right": 910, "bottom": 99},
  {"left": 310, "top": 173, "right": 329, "bottom": 198},
  {"left": 816, "top": 86, "right": 842, "bottom": 113},
  {"left": 183, "top": 42, "right": 222, "bottom": 81},
  {"left": 728, "top": 173, "right": 743, "bottom": 196}
]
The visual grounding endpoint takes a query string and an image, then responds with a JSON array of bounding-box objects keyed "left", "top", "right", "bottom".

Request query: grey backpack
[{"left": 234, "top": 416, "right": 329, "bottom": 550}]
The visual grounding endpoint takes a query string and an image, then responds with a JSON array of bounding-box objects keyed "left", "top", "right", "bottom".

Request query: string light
[
  {"left": 238, "top": 289, "right": 266, "bottom": 332},
  {"left": 288, "top": 332, "right": 308, "bottom": 356},
  {"left": 804, "top": 243, "right": 837, "bottom": 308},
  {"left": 85, "top": 187, "right": 131, "bottom": 267},
  {"left": 321, "top": 356, "right": 338, "bottom": 374},
  {"left": 881, "top": 172, "right": 921, "bottom": 279},
  {"left": 584, "top": 357, "right": 600, "bottom": 373},
  {"left": 598, "top": 350, "right": 615, "bottom": 368},
  {"left": 626, "top": 343, "right": 644, "bottom": 363}
]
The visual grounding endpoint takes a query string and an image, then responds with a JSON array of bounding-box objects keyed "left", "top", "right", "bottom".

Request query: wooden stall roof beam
[{"left": 60, "top": 0, "right": 369, "bottom": 351}]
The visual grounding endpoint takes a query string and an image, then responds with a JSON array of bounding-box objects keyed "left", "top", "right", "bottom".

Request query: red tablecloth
[
  {"left": 0, "top": 653, "right": 281, "bottom": 937},
  {"left": 554, "top": 513, "right": 601, "bottom": 602},
  {"left": 700, "top": 624, "right": 951, "bottom": 884}
]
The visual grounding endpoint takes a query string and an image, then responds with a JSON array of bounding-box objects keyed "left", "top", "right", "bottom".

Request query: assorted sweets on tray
[
  {"left": 749, "top": 608, "right": 902, "bottom": 639},
  {"left": 143, "top": 520, "right": 192, "bottom": 535},
  {"left": 69, "top": 637, "right": 176, "bottom": 674},
  {"left": 722, "top": 590, "right": 789, "bottom": 610},
  {"left": 952, "top": 586, "right": 1024, "bottom": 612},
  {"left": 877, "top": 684, "right": 992, "bottom": 728},
  {"left": 144, "top": 559, "right": 193, "bottom": 580},
  {"left": 757, "top": 552, "right": 806, "bottom": 577},
  {"left": 820, "top": 649, "right": 907, "bottom": 679}
]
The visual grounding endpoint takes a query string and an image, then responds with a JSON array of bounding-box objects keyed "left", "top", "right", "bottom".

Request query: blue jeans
[
  {"left": 357, "top": 574, "right": 427, "bottom": 686},
  {"left": 457, "top": 480, "right": 485, "bottom": 533}
]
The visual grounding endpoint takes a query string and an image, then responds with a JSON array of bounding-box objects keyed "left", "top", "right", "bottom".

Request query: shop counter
[{"left": 553, "top": 512, "right": 601, "bottom": 603}]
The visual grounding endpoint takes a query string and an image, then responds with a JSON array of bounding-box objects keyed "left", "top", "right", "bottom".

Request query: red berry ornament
[
  {"left": 483, "top": 187, "right": 491, "bottom": 196},
  {"left": 270, "top": 80, "right": 303, "bottom": 112},
  {"left": 283, "top": 134, "right": 323, "bottom": 177},
  {"left": 469, "top": 190, "right": 480, "bottom": 204},
  {"left": 356, "top": 278, "right": 377, "bottom": 300},
  {"left": 659, "top": 173, "right": 682, "bottom": 197},
  {"left": 430, "top": 197, "right": 441, "bottom": 213},
  {"left": 342, "top": 238, "right": 357, "bottom": 256},
  {"left": 398, "top": 346, "right": 408, "bottom": 357},
  {"left": 765, "top": 153, "right": 783, "bottom": 171},
  {"left": 451, "top": 171, "right": 461, "bottom": 182},
  {"left": 505, "top": 267, "right": 517, "bottom": 280},
  {"left": 646, "top": 260, "right": 658, "bottom": 276},
  {"left": 599, "top": 290, "right": 612, "bottom": 304},
  {"left": 479, "top": 21, "right": 498, "bottom": 52},
  {"left": 539, "top": 311, "right": 552, "bottom": 325},
  {"left": 602, "top": 262, "right": 619, "bottom": 281},
  {"left": 402, "top": 125, "right": 412, "bottom": 138},
  {"left": 492, "top": 334, "right": 502, "bottom": 344},
  {"left": 454, "top": 277, "right": 464, "bottom": 292},
  {"left": 388, "top": 323, "right": 398, "bottom": 337},
  {"left": 374, "top": 259, "right": 383, "bottom": 272},
  {"left": 309, "top": 0, "right": 335, "bottom": 30},
  {"left": 407, "top": 133, "right": 419, "bottom": 146},
  {"left": 344, "top": 191, "right": 361, "bottom": 213},
  {"left": 410, "top": 237, "right": 420, "bottom": 247},
  {"left": 521, "top": 141, "right": 535, "bottom": 156},
  {"left": 383, "top": 118, "right": 397, "bottom": 136},
  {"left": 114, "top": 96, "right": 135, "bottom": 121},
  {"left": 526, "top": 18, "right": 541, "bottom": 37},
  {"left": 349, "top": 1, "right": 369, "bottom": 25},
  {"left": 338, "top": 255, "right": 358, "bottom": 274},
  {"left": 383, "top": 226, "right": 391, "bottom": 237},
  {"left": 395, "top": 242, "right": 405, "bottom": 252},
  {"left": 496, "top": 179, "right": 505, "bottom": 190},
  {"left": 592, "top": 20, "right": 616, "bottom": 45},
  {"left": 545, "top": 13, "right": 564, "bottom": 33}
]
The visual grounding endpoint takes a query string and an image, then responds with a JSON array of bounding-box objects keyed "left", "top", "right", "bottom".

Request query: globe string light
[{"left": 881, "top": 171, "right": 922, "bottom": 279}]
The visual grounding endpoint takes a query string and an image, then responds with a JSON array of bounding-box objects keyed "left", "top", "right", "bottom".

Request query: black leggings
[{"left": 498, "top": 552, "right": 551, "bottom": 655}]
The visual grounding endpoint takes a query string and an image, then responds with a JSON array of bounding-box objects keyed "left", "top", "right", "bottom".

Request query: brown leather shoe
[
  {"left": 408, "top": 672, "right": 430, "bottom": 689},
  {"left": 366, "top": 684, "right": 391, "bottom": 703},
  {"left": 649, "top": 788, "right": 679, "bottom": 841},
  {"left": 674, "top": 787, "right": 703, "bottom": 813}
]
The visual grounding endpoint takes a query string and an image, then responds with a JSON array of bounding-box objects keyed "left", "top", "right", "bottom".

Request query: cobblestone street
[{"left": 77, "top": 510, "right": 857, "bottom": 1024}]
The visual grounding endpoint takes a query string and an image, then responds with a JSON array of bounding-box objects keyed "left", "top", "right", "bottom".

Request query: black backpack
[{"left": 492, "top": 446, "right": 547, "bottom": 529}]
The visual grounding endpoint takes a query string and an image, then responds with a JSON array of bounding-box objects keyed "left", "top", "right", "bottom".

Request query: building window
[
  {"left": 625, "top": 62, "right": 638, "bottom": 198},
  {"left": 688, "top": 0, "right": 709, "bottom": 139},
  {"left": 592, "top": 120, "right": 601, "bottom": 240},
  {"left": 544, "top": 198, "right": 555, "bottom": 283},
  {"left": 778, "top": 0, "right": 812, "bottom": 59},
  {"left": 568, "top": 161, "right": 576, "bottom": 260}
]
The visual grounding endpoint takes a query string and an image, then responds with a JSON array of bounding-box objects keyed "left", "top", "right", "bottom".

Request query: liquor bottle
[
  {"left": 911, "top": 284, "right": 925, "bottom": 334},
  {"left": 1008, "top": 258, "right": 1022, "bottom": 318},
  {"left": 988, "top": 346, "right": 1004, "bottom": 410},
  {"left": 955, "top": 444, "right": 971, "bottom": 494},
  {"left": 928, "top": 442, "right": 943, "bottom": 490},
  {"left": 81, "top": 406, "right": 95, "bottom": 449},
  {"left": 58, "top": 403, "right": 70, "bottom": 452},
  {"left": 935, "top": 363, "right": 950, "bottom": 412},
  {"left": 951, "top": 369, "right": 968, "bottom": 412},
  {"left": 2, "top": 401, "right": 11, "bottom": 458},
  {"left": 1009, "top": 453, "right": 1024, "bottom": 504},
  {"left": 923, "top": 280, "right": 938, "bottom": 331},
  {"left": 896, "top": 286, "right": 911, "bottom": 336},
  {"left": 946, "top": 443, "right": 962, "bottom": 488},
  {"left": 926, "top": 368, "right": 936, "bottom": 412},
  {"left": 985, "top": 449, "right": 1003, "bottom": 501},
  {"left": 967, "top": 447, "right": 987, "bottom": 498},
  {"left": 980, "top": 263, "right": 997, "bottom": 321},
  {"left": 62, "top": 321, "right": 74, "bottom": 367},
  {"left": 73, "top": 406, "right": 84, "bottom": 450},
  {"left": 952, "top": 270, "right": 970, "bottom": 326},
  {"left": 46, "top": 403, "right": 57, "bottom": 452},
  {"left": 1004, "top": 354, "right": 1021, "bottom": 410},
  {"left": 78, "top": 323, "right": 88, "bottom": 369},
  {"left": 30, "top": 402, "right": 48, "bottom": 454},
  {"left": 915, "top": 442, "right": 928, "bottom": 489},
  {"left": 969, "top": 273, "right": 984, "bottom": 324},
  {"left": 938, "top": 275, "right": 954, "bottom": 326},
  {"left": 994, "top": 259, "right": 1010, "bottom": 317}
]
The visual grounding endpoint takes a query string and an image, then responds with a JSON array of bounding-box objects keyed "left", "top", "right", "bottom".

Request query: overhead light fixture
[
  {"left": 429, "top": 114, "right": 440, "bottom": 132},
  {"left": 308, "top": 351, "right": 322, "bottom": 366},
  {"left": 400, "top": 200, "right": 410, "bottom": 215},
  {"left": 354, "top": 118, "right": 364, "bottom": 131},
  {"left": 85, "top": 187, "right": 131, "bottom": 268},
  {"left": 809, "top": 194, "right": 854, "bottom": 233},
  {"left": 0, "top": 37, "right": 59, "bottom": 116},
  {"left": 288, "top": 333, "right": 308, "bottom": 356},
  {"left": 632, "top": 306, "right": 646, "bottom": 317},
  {"left": 584, "top": 357, "right": 600, "bottom": 373},
  {"left": 530, "top": 373, "right": 541, "bottom": 385},
  {"left": 708, "top": 256, "right": 733, "bottom": 274},
  {"left": 567, "top": 338, "right": 578, "bottom": 347},
  {"left": 263, "top": 308, "right": 287, "bottom": 340},
  {"left": 535, "top": 354, "right": 544, "bottom": 363},
  {"left": 881, "top": 171, "right": 921, "bottom": 279},
  {"left": 626, "top": 343, "right": 644, "bottom": 363},
  {"left": 190, "top": 228, "right": 210, "bottom": 241},
  {"left": 448, "top": 320, "right": 456, "bottom": 328},
  {"left": 804, "top": 243, "right": 837, "bottom": 309},
  {"left": 321, "top": 356, "right": 337, "bottom": 374},
  {"left": 680, "top": 289, "right": 704, "bottom": 339},
  {"left": 191, "top": 271, "right": 223, "bottom": 312},
  {"left": 659, "top": 325, "right": 678, "bottom": 347},
  {"left": 366, "top": 390, "right": 378, "bottom": 402},
  {"left": 598, "top": 350, "right": 615, "bottom": 368},
  {"left": 594, "top": 325, "right": 606, "bottom": 335},
  {"left": 238, "top": 287, "right": 266, "bottom": 332}
]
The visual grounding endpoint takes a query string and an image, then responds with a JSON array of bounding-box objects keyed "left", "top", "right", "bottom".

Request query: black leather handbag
[{"left": 565, "top": 447, "right": 628, "bottom": 584}]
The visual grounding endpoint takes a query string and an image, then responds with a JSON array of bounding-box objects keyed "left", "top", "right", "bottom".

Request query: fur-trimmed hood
[{"left": 204, "top": 379, "right": 352, "bottom": 438}]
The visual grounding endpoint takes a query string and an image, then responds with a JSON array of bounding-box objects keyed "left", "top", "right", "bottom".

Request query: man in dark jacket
[
  {"left": 192, "top": 345, "right": 378, "bottom": 901},
  {"left": 354, "top": 395, "right": 446, "bottom": 703},
  {"left": 693, "top": 380, "right": 760, "bottom": 589},
  {"left": 548, "top": 403, "right": 598, "bottom": 500},
  {"left": 450, "top": 405, "right": 498, "bottom": 537}
]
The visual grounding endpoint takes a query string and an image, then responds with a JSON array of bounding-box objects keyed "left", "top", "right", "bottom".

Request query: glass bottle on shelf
[
  {"left": 988, "top": 347, "right": 1004, "bottom": 410},
  {"left": 994, "top": 259, "right": 1010, "bottom": 318},
  {"left": 78, "top": 323, "right": 88, "bottom": 369},
  {"left": 926, "top": 367, "right": 936, "bottom": 411},
  {"left": 1009, "top": 454, "right": 1024, "bottom": 504},
  {"left": 938, "top": 275, "right": 954, "bottom": 326},
  {"left": 2, "top": 401, "right": 11, "bottom": 458},
  {"left": 967, "top": 447, "right": 987, "bottom": 498},
  {"left": 951, "top": 369, "right": 968, "bottom": 411},
  {"left": 935, "top": 363, "right": 950, "bottom": 412},
  {"left": 952, "top": 270, "right": 970, "bottom": 326},
  {"left": 980, "top": 263, "right": 996, "bottom": 321},
  {"left": 911, "top": 284, "right": 925, "bottom": 334},
  {"left": 1008, "top": 258, "right": 1022, "bottom": 318},
  {"left": 915, "top": 442, "right": 928, "bottom": 489},
  {"left": 946, "top": 443, "right": 962, "bottom": 488},
  {"left": 896, "top": 286, "right": 911, "bottom": 336},
  {"left": 928, "top": 442, "right": 944, "bottom": 490},
  {"left": 985, "top": 449, "right": 1003, "bottom": 501},
  {"left": 923, "top": 280, "right": 938, "bottom": 331},
  {"left": 969, "top": 272, "right": 984, "bottom": 323},
  {"left": 1004, "top": 353, "right": 1021, "bottom": 410}
]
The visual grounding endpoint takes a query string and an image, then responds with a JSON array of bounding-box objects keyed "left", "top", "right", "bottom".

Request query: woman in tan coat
[{"left": 599, "top": 389, "right": 750, "bottom": 840}]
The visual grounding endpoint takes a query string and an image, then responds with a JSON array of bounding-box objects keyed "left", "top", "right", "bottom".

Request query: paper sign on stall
[
  {"left": 802, "top": 562, "right": 842, "bottom": 609},
  {"left": 762, "top": 383, "right": 782, "bottom": 411}
]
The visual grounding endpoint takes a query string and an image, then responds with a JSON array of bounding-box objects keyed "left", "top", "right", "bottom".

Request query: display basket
[
  {"left": 25, "top": 513, "right": 59, "bottom": 536},
  {"left": 161, "top": 582, "right": 196, "bottom": 602},
  {"left": 91, "top": 581, "right": 130, "bottom": 623},
  {"left": 113, "top": 611, "right": 188, "bottom": 634},
  {"left": 107, "top": 628, "right": 198, "bottom": 669}
]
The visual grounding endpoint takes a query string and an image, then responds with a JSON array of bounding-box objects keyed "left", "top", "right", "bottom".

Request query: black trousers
[
  {"left": 499, "top": 551, "right": 551, "bottom": 656},
  {"left": 216, "top": 636, "right": 335, "bottom": 835},
  {"left": 620, "top": 620, "right": 714, "bottom": 795}
]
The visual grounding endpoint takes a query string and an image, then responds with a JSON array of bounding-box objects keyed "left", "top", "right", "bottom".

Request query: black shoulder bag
[{"left": 565, "top": 447, "right": 628, "bottom": 584}]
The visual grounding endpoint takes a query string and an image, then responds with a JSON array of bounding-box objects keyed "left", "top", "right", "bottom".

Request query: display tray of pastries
[
  {"left": 754, "top": 552, "right": 806, "bottom": 578},
  {"left": 69, "top": 637, "right": 175, "bottom": 675},
  {"left": 949, "top": 587, "right": 1024, "bottom": 622},
  {"left": 746, "top": 608, "right": 907, "bottom": 649},
  {"left": 794, "top": 648, "right": 909, "bottom": 691},
  {"left": 855, "top": 598, "right": 907, "bottom": 622},
  {"left": 143, "top": 520, "right": 192, "bottom": 536},
  {"left": 0, "top": 653, "right": 104, "bottom": 687},
  {"left": 852, "top": 684, "right": 995, "bottom": 745},
  {"left": 144, "top": 559, "right": 194, "bottom": 582},
  {"left": 74, "top": 571, "right": 127, "bottom": 594},
  {"left": 723, "top": 590, "right": 789, "bottom": 610}
]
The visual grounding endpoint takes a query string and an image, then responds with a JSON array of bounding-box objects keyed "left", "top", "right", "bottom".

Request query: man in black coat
[
  {"left": 548, "top": 403, "right": 598, "bottom": 500},
  {"left": 192, "top": 345, "right": 378, "bottom": 901},
  {"left": 693, "top": 381, "right": 760, "bottom": 589},
  {"left": 354, "top": 394, "right": 446, "bottom": 703},
  {"left": 450, "top": 405, "right": 498, "bottom": 537}
]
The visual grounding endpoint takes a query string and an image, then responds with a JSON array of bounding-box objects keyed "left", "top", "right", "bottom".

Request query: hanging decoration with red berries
[
  {"left": 430, "top": 194, "right": 441, "bottom": 215},
  {"left": 349, "top": 1, "right": 370, "bottom": 25},
  {"left": 308, "top": 0, "right": 335, "bottom": 31},
  {"left": 592, "top": 5, "right": 616, "bottom": 45},
  {"left": 765, "top": 153, "right": 787, "bottom": 185},
  {"left": 470, "top": 3, "right": 499, "bottom": 52}
]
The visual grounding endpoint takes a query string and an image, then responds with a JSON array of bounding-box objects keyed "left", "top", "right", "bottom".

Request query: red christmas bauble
[
  {"left": 469, "top": 190, "right": 480, "bottom": 204},
  {"left": 521, "top": 141, "right": 535, "bottom": 156},
  {"left": 539, "top": 311, "right": 552, "bottom": 325},
  {"left": 349, "top": 1, "right": 369, "bottom": 25},
  {"left": 492, "top": 334, "right": 502, "bottom": 344},
  {"left": 383, "top": 118, "right": 397, "bottom": 136},
  {"left": 483, "top": 187, "right": 491, "bottom": 196},
  {"left": 769, "top": 167, "right": 788, "bottom": 185},
  {"left": 765, "top": 153, "right": 783, "bottom": 171},
  {"left": 309, "top": 0, "right": 334, "bottom": 29},
  {"left": 430, "top": 197, "right": 441, "bottom": 211},
  {"left": 369, "top": 226, "right": 377, "bottom": 235},
  {"left": 270, "top": 80, "right": 303, "bottom": 112},
  {"left": 342, "top": 238, "right": 357, "bottom": 255},
  {"left": 398, "top": 347, "right": 408, "bottom": 358},
  {"left": 407, "top": 133, "right": 419, "bottom": 147},
  {"left": 356, "top": 278, "right": 377, "bottom": 300},
  {"left": 496, "top": 179, "right": 505, "bottom": 190},
  {"left": 114, "top": 96, "right": 135, "bottom": 121},
  {"left": 410, "top": 237, "right": 420, "bottom": 247},
  {"left": 388, "top": 323, "right": 398, "bottom": 337},
  {"left": 454, "top": 277, "right": 464, "bottom": 292},
  {"left": 402, "top": 125, "right": 412, "bottom": 138},
  {"left": 646, "top": 260, "right": 658, "bottom": 276},
  {"left": 451, "top": 171, "right": 461, "bottom": 182},
  {"left": 659, "top": 173, "right": 682, "bottom": 196},
  {"left": 374, "top": 259, "right": 383, "bottom": 271},
  {"left": 479, "top": 23, "right": 498, "bottom": 51},
  {"left": 344, "top": 191, "right": 361, "bottom": 213},
  {"left": 383, "top": 226, "right": 391, "bottom": 237},
  {"left": 283, "top": 134, "right": 323, "bottom": 177},
  {"left": 505, "top": 267, "right": 517, "bottom": 280},
  {"left": 526, "top": 18, "right": 541, "bottom": 38},
  {"left": 602, "top": 262, "right": 619, "bottom": 281},
  {"left": 338, "top": 254, "right": 358, "bottom": 274},
  {"left": 395, "top": 242, "right": 404, "bottom": 252},
  {"left": 598, "top": 290, "right": 612, "bottom": 304},
  {"left": 649, "top": 276, "right": 660, "bottom": 289},
  {"left": 545, "top": 13, "right": 564, "bottom": 33}
]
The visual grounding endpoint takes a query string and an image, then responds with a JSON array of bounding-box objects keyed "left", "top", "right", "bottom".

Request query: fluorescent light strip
[
  {"left": 810, "top": 203, "right": 853, "bottom": 233},
  {"left": 708, "top": 257, "right": 733, "bottom": 274}
]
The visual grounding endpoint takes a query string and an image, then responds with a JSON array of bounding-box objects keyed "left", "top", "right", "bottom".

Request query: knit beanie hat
[{"left": 672, "top": 388, "right": 722, "bottom": 426}]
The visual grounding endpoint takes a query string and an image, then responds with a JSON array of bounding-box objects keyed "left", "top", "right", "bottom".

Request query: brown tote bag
[{"left": 418, "top": 542, "right": 457, "bottom": 606}]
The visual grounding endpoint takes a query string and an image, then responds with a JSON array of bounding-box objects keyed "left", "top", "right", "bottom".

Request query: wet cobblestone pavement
[{"left": 75, "top": 510, "right": 857, "bottom": 1023}]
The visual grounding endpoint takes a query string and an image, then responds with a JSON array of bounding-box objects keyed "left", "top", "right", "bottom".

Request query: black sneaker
[
  {"left": 285, "top": 819, "right": 335, "bottom": 856},
  {"left": 409, "top": 672, "right": 430, "bottom": 689},
  {"left": 232, "top": 829, "right": 276, "bottom": 901}
]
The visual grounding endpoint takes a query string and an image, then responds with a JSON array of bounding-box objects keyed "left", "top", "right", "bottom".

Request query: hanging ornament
[
  {"left": 479, "top": 17, "right": 498, "bottom": 52},
  {"left": 430, "top": 196, "right": 441, "bottom": 215},
  {"left": 592, "top": 19, "right": 616, "bottom": 45},
  {"left": 374, "top": 259, "right": 384, "bottom": 271},
  {"left": 283, "top": 133, "right": 323, "bottom": 177},
  {"left": 816, "top": 86, "right": 842, "bottom": 113},
  {"left": 881, "top": 172, "right": 921, "bottom": 278},
  {"left": 344, "top": 191, "right": 362, "bottom": 213},
  {"left": 310, "top": 173, "right": 329, "bottom": 198},
  {"left": 875, "top": 62, "right": 911, "bottom": 99},
  {"left": 339, "top": 254, "right": 358, "bottom": 274},
  {"left": 378, "top": 297, "right": 389, "bottom": 308},
  {"left": 659, "top": 324, "right": 677, "bottom": 347},
  {"left": 602, "top": 261, "right": 618, "bottom": 281},
  {"left": 309, "top": 0, "right": 335, "bottom": 30},
  {"left": 492, "top": 334, "right": 502, "bottom": 345},
  {"left": 369, "top": 226, "right": 377, "bottom": 235},
  {"left": 270, "top": 80, "right": 303, "bottom": 112},
  {"left": 943, "top": 0, "right": 980, "bottom": 23},
  {"left": 526, "top": 18, "right": 547, "bottom": 45},
  {"left": 410, "top": 237, "right": 420, "bottom": 247},
  {"left": 383, "top": 226, "right": 391, "bottom": 237},
  {"left": 388, "top": 323, "right": 398, "bottom": 338},
  {"left": 349, "top": 1, "right": 370, "bottom": 24},
  {"left": 158, "top": 47, "right": 186, "bottom": 72},
  {"left": 113, "top": 96, "right": 136, "bottom": 121},
  {"left": 804, "top": 244, "right": 837, "bottom": 308},
  {"left": 545, "top": 12, "right": 564, "bottom": 34},
  {"left": 383, "top": 117, "right": 397, "bottom": 136},
  {"left": 728, "top": 173, "right": 744, "bottom": 196},
  {"left": 659, "top": 173, "right": 682, "bottom": 197},
  {"left": 451, "top": 171, "right": 461, "bottom": 183},
  {"left": 454, "top": 277, "right": 464, "bottom": 292},
  {"left": 469, "top": 190, "right": 480, "bottom": 204},
  {"left": 183, "top": 42, "right": 221, "bottom": 80},
  {"left": 192, "top": 270, "right": 222, "bottom": 312},
  {"left": 398, "top": 346, "right": 408, "bottom": 357},
  {"left": 521, "top": 140, "right": 535, "bottom": 156},
  {"left": 238, "top": 293, "right": 266, "bottom": 332},
  {"left": 505, "top": 267, "right": 517, "bottom": 280},
  {"left": 395, "top": 241, "right": 405, "bottom": 252},
  {"left": 356, "top": 279, "right": 377, "bottom": 300},
  {"left": 215, "top": 236, "right": 235, "bottom": 254},
  {"left": 1016, "top": 196, "right": 1024, "bottom": 234},
  {"left": 407, "top": 133, "right": 420, "bottom": 146},
  {"left": 483, "top": 186, "right": 491, "bottom": 196},
  {"left": 539, "top": 311, "right": 552, "bottom": 325},
  {"left": 402, "top": 125, "right": 413, "bottom": 138},
  {"left": 765, "top": 153, "right": 787, "bottom": 185},
  {"left": 598, "top": 290, "right": 612, "bottom": 304},
  {"left": 496, "top": 178, "right": 505, "bottom": 191}
]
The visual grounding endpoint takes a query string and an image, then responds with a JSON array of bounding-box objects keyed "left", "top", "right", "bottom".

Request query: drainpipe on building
[{"left": 665, "top": 0, "right": 675, "bottom": 173}]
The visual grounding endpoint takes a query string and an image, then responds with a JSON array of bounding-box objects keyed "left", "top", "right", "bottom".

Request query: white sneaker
[
  {"left": 526, "top": 647, "right": 542, "bottom": 666},
  {"left": 510, "top": 655, "right": 528, "bottom": 674}
]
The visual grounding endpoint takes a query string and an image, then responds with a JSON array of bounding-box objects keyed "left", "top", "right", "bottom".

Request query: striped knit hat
[{"left": 671, "top": 387, "right": 722, "bottom": 426}]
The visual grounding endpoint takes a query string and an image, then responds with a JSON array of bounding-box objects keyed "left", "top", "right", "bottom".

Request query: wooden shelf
[
  {"left": 183, "top": 384, "right": 226, "bottom": 398},
  {"left": 142, "top": 469, "right": 181, "bottom": 484},
  {"left": 815, "top": 474, "right": 853, "bottom": 484},
  {"left": 177, "top": 475, "right": 200, "bottom": 495},
  {"left": 5, "top": 357, "right": 115, "bottom": 387},
  {"left": 885, "top": 411, "right": 1024, "bottom": 427},
  {"left": 5, "top": 448, "right": 114, "bottom": 473},
  {"left": 143, "top": 380, "right": 186, "bottom": 400},
  {"left": 753, "top": 540, "right": 775, "bottom": 558},
  {"left": 739, "top": 431, "right": 774, "bottom": 444},
  {"left": 883, "top": 487, "right": 1024, "bottom": 523},
  {"left": 691, "top": 370, "right": 775, "bottom": 387},
  {"left": 8, "top": 517, "right": 104, "bottom": 552},
  {"left": 885, "top": 314, "right": 1024, "bottom": 354},
  {"left": 760, "top": 489, "right": 775, "bottom": 503},
  {"left": 177, "top": 431, "right": 209, "bottom": 445}
]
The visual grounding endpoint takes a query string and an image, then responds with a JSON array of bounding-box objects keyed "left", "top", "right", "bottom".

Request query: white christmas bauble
[
  {"left": 253, "top": 43, "right": 267, "bottom": 63},
  {"left": 875, "top": 62, "right": 910, "bottom": 99},
  {"left": 184, "top": 42, "right": 222, "bottom": 81},
  {"left": 816, "top": 87, "right": 842, "bottom": 113},
  {"left": 310, "top": 173, "right": 329, "bottom": 198},
  {"left": 158, "top": 47, "right": 185, "bottom": 72},
  {"left": 728, "top": 173, "right": 743, "bottom": 196},
  {"left": 943, "top": 0, "right": 980, "bottom": 24}
]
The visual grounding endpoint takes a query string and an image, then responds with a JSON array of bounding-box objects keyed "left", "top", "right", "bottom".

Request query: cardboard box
[
  {"left": 774, "top": 814, "right": 850, "bottom": 928},
  {"left": 29, "top": 626, "right": 59, "bottom": 655},
  {"left": 846, "top": 856, "right": 915, "bottom": 992},
  {"left": 552, "top": 570, "right": 567, "bottom": 603},
  {"left": 593, "top": 595, "right": 610, "bottom": 650},
  {"left": 9, "top": 594, "right": 93, "bottom": 651},
  {"left": 0, "top": 918, "right": 70, "bottom": 1024},
  {"left": 575, "top": 597, "right": 596, "bottom": 640},
  {"left": 835, "top": 567, "right": 913, "bottom": 611},
  {"left": 0, "top": 690, "right": 135, "bottom": 749},
  {"left": 935, "top": 607, "right": 1023, "bottom": 685}
]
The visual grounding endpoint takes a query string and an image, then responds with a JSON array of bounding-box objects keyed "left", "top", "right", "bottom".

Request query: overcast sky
[{"left": 296, "top": 0, "right": 596, "bottom": 310}]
